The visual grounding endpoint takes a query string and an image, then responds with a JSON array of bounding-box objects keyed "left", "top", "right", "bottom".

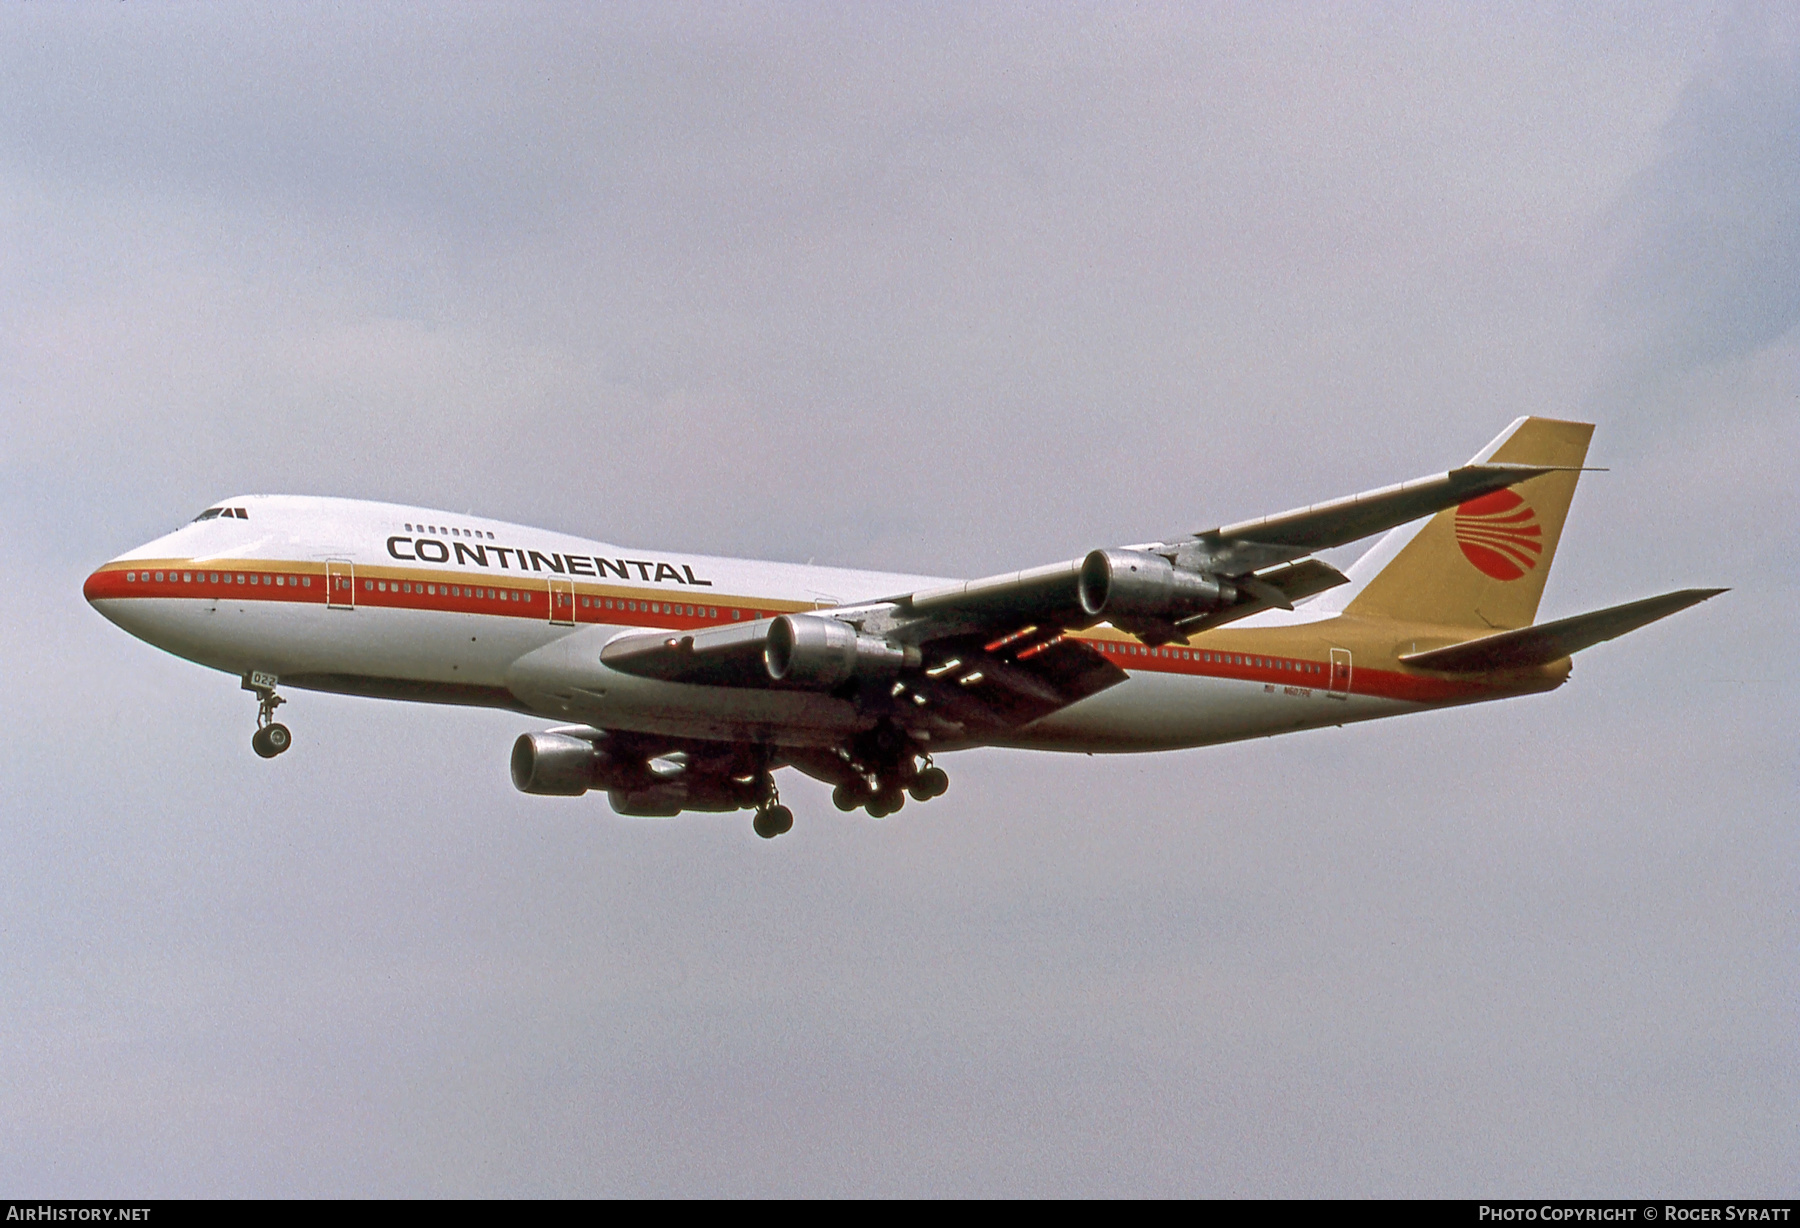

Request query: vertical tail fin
[{"left": 1335, "top": 417, "right": 1594, "bottom": 630}]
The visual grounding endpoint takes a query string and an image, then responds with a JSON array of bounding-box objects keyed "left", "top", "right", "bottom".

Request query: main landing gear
[
  {"left": 243, "top": 672, "right": 292, "bottom": 759},
  {"left": 751, "top": 774, "right": 794, "bottom": 840},
  {"left": 828, "top": 740, "right": 950, "bottom": 819}
]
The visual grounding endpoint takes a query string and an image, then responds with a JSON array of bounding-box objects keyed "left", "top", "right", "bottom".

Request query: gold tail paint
[{"left": 1345, "top": 417, "right": 1594, "bottom": 630}]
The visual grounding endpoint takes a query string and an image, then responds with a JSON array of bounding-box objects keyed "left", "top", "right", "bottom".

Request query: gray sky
[{"left": 1, "top": 3, "right": 1794, "bottom": 1196}]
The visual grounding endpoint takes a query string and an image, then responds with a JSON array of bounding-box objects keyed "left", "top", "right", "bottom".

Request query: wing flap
[
  {"left": 1399, "top": 588, "right": 1725, "bottom": 673},
  {"left": 914, "top": 632, "right": 1126, "bottom": 729},
  {"left": 1167, "top": 558, "right": 1351, "bottom": 636}
]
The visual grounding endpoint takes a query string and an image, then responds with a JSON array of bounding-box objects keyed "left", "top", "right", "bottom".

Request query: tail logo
[{"left": 1455, "top": 490, "right": 1543, "bottom": 581}]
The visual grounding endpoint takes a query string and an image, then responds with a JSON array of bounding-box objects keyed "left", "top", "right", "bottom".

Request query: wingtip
[{"left": 1658, "top": 587, "right": 1729, "bottom": 614}]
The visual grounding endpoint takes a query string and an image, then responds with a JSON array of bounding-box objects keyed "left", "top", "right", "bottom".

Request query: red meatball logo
[{"left": 1455, "top": 490, "right": 1542, "bottom": 580}]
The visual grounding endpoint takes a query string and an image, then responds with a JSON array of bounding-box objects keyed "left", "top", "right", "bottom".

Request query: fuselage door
[
  {"left": 548, "top": 577, "right": 575, "bottom": 626},
  {"left": 327, "top": 560, "right": 355, "bottom": 610},
  {"left": 1328, "top": 647, "right": 1351, "bottom": 698}
]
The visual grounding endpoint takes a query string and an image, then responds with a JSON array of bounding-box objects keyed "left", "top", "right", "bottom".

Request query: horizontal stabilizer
[{"left": 1400, "top": 588, "right": 1726, "bottom": 673}]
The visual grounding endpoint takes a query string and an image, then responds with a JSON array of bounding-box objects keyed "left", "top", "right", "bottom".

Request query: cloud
[
  {"left": 1, "top": 3, "right": 1794, "bottom": 1196},
  {"left": 1592, "top": 3, "right": 1800, "bottom": 419}
]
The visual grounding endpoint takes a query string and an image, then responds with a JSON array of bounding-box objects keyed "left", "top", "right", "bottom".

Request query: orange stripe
[
  {"left": 84, "top": 560, "right": 805, "bottom": 631},
  {"left": 88, "top": 564, "right": 1550, "bottom": 703}
]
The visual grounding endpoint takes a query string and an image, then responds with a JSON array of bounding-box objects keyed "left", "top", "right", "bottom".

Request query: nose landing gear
[{"left": 242, "top": 672, "right": 293, "bottom": 759}]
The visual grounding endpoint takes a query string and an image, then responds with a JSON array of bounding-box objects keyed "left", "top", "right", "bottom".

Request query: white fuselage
[{"left": 86, "top": 495, "right": 1449, "bottom": 756}]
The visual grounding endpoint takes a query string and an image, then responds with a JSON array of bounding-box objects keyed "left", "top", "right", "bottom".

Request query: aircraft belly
[{"left": 993, "top": 670, "right": 1418, "bottom": 752}]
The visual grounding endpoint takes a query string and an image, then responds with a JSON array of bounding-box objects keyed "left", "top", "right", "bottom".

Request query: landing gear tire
[
  {"left": 244, "top": 674, "right": 290, "bottom": 760},
  {"left": 832, "top": 784, "right": 862, "bottom": 812},
  {"left": 252, "top": 723, "right": 291, "bottom": 759},
  {"left": 753, "top": 804, "right": 794, "bottom": 839},
  {"left": 865, "top": 789, "right": 905, "bottom": 819},
  {"left": 908, "top": 766, "right": 948, "bottom": 801}
]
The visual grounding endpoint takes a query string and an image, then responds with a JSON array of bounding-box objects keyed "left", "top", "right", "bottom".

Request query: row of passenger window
[
  {"left": 1100, "top": 641, "right": 1322, "bottom": 673},
  {"left": 367, "top": 580, "right": 531, "bottom": 602},
  {"left": 124, "top": 566, "right": 769, "bottom": 621},
  {"left": 127, "top": 570, "right": 309, "bottom": 588},
  {"left": 362, "top": 584, "right": 749, "bottom": 620},
  {"left": 581, "top": 597, "right": 723, "bottom": 618},
  {"left": 403, "top": 522, "right": 493, "bottom": 540}
]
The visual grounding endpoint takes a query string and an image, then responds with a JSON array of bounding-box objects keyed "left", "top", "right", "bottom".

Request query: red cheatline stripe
[
  {"left": 90, "top": 565, "right": 1540, "bottom": 703},
  {"left": 84, "top": 560, "right": 799, "bottom": 631}
]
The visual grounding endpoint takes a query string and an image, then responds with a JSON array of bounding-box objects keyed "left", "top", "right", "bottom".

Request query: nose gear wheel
[{"left": 242, "top": 673, "right": 293, "bottom": 758}]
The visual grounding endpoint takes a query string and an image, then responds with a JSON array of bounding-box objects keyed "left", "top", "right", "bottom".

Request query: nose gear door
[{"left": 327, "top": 560, "right": 355, "bottom": 609}]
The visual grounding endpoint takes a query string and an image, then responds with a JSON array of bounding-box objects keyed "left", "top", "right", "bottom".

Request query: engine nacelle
[
  {"left": 763, "top": 613, "right": 920, "bottom": 689},
  {"left": 510, "top": 731, "right": 601, "bottom": 796},
  {"left": 1078, "top": 548, "right": 1234, "bottom": 622}
]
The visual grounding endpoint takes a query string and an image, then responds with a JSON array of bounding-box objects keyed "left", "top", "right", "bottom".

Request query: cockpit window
[{"left": 192, "top": 507, "right": 248, "bottom": 522}]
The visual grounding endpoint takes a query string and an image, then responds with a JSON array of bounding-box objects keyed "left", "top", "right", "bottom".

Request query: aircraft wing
[
  {"left": 869, "top": 462, "right": 1561, "bottom": 645},
  {"left": 600, "top": 613, "right": 1127, "bottom": 735},
  {"left": 1186, "top": 463, "right": 1571, "bottom": 574},
  {"left": 601, "top": 458, "right": 1564, "bottom": 728}
]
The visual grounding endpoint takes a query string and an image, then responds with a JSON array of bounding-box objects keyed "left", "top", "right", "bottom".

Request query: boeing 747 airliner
[{"left": 85, "top": 417, "right": 1720, "bottom": 838}]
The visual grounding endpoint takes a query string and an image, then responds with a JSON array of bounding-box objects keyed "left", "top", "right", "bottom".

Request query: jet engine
[
  {"left": 763, "top": 613, "right": 921, "bottom": 689},
  {"left": 1078, "top": 548, "right": 1235, "bottom": 622},
  {"left": 510, "top": 730, "right": 601, "bottom": 795},
  {"left": 510, "top": 728, "right": 653, "bottom": 797},
  {"left": 512, "top": 730, "right": 765, "bottom": 814}
]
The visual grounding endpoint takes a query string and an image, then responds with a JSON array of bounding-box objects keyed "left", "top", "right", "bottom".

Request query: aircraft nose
[{"left": 84, "top": 561, "right": 130, "bottom": 609}]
